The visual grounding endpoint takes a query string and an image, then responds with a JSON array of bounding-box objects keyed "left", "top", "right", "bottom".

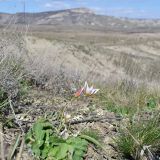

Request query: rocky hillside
[{"left": 1, "top": 8, "right": 160, "bottom": 32}]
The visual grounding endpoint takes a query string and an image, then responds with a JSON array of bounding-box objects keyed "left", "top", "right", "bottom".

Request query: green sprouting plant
[
  {"left": 146, "top": 97, "right": 157, "bottom": 109},
  {"left": 25, "top": 119, "right": 103, "bottom": 160},
  {"left": 0, "top": 87, "right": 9, "bottom": 123},
  {"left": 98, "top": 95, "right": 137, "bottom": 117},
  {"left": 96, "top": 86, "right": 160, "bottom": 118},
  {"left": 48, "top": 137, "right": 88, "bottom": 160},
  {"left": 81, "top": 129, "right": 101, "bottom": 143},
  {"left": 0, "top": 87, "right": 8, "bottom": 104},
  {"left": 18, "top": 79, "right": 30, "bottom": 98},
  {"left": 115, "top": 113, "right": 160, "bottom": 160},
  {"left": 107, "top": 103, "right": 136, "bottom": 117}
]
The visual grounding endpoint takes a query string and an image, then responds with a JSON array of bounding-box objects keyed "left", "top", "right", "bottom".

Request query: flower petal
[
  {"left": 74, "top": 87, "right": 84, "bottom": 97},
  {"left": 91, "top": 89, "right": 100, "bottom": 94},
  {"left": 85, "top": 86, "right": 92, "bottom": 94},
  {"left": 84, "top": 81, "right": 88, "bottom": 89}
]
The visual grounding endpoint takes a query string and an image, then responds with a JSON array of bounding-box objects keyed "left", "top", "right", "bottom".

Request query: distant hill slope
[{"left": 1, "top": 8, "right": 160, "bottom": 32}]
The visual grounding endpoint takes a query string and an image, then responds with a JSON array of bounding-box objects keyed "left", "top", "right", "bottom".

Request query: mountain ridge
[{"left": 1, "top": 8, "right": 160, "bottom": 32}]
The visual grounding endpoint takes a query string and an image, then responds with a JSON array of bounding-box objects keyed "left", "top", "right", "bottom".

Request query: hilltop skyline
[{"left": 0, "top": 0, "right": 160, "bottom": 19}]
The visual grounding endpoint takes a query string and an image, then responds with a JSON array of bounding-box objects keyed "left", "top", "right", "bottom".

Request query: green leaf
[
  {"left": 80, "top": 135, "right": 107, "bottom": 153},
  {"left": 45, "top": 130, "right": 52, "bottom": 146},
  {"left": 67, "top": 137, "right": 88, "bottom": 151},
  {"left": 73, "top": 150, "right": 85, "bottom": 160},
  {"left": 56, "top": 143, "right": 70, "bottom": 159},
  {"left": 31, "top": 142, "right": 41, "bottom": 157},
  {"left": 48, "top": 147, "right": 59, "bottom": 157},
  {"left": 147, "top": 98, "right": 157, "bottom": 109},
  {"left": 50, "top": 136, "right": 65, "bottom": 146},
  {"left": 25, "top": 120, "right": 90, "bottom": 160},
  {"left": 66, "top": 137, "right": 88, "bottom": 160},
  {"left": 33, "top": 122, "right": 44, "bottom": 139},
  {"left": 25, "top": 129, "right": 33, "bottom": 144},
  {"left": 41, "top": 145, "right": 50, "bottom": 159}
]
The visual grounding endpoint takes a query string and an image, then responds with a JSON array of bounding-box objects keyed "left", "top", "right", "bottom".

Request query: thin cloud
[{"left": 44, "top": 1, "right": 71, "bottom": 10}]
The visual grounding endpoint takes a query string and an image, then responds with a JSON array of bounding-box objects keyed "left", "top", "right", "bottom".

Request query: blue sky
[{"left": 0, "top": 0, "right": 160, "bottom": 19}]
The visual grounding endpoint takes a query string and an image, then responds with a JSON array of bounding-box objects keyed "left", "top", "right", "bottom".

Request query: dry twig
[
  {"left": 68, "top": 116, "right": 122, "bottom": 125},
  {"left": 16, "top": 136, "right": 25, "bottom": 160},
  {"left": 9, "top": 99, "right": 24, "bottom": 133},
  {"left": 0, "top": 122, "right": 5, "bottom": 160}
]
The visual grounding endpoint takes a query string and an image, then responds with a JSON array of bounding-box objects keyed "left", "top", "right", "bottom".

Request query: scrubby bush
[{"left": 0, "top": 54, "right": 25, "bottom": 100}]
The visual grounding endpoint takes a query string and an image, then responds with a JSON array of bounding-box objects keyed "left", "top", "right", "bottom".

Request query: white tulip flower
[{"left": 74, "top": 81, "right": 99, "bottom": 97}]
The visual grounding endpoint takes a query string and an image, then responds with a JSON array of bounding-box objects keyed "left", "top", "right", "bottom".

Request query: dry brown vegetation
[
  {"left": 0, "top": 24, "right": 160, "bottom": 160},
  {"left": 26, "top": 29, "right": 160, "bottom": 88}
]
